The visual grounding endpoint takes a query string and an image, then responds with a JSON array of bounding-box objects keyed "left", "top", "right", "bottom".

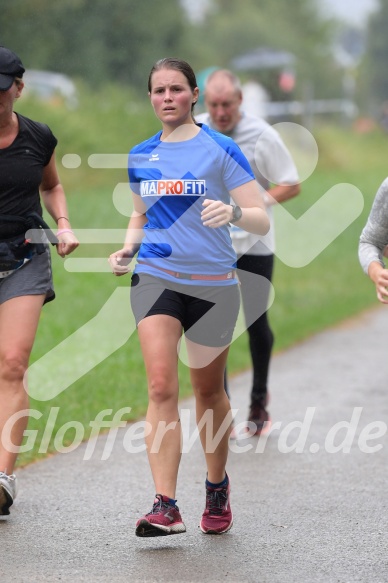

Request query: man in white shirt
[{"left": 197, "top": 69, "right": 300, "bottom": 435}]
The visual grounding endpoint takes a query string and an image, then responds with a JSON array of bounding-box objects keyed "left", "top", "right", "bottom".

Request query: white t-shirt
[{"left": 196, "top": 112, "right": 299, "bottom": 256}]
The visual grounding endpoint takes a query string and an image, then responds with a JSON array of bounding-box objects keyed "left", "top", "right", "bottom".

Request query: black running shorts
[{"left": 130, "top": 273, "right": 240, "bottom": 347}]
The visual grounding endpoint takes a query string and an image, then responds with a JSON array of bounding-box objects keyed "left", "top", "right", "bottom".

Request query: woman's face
[
  {"left": 0, "top": 79, "right": 23, "bottom": 116},
  {"left": 149, "top": 67, "right": 198, "bottom": 128}
]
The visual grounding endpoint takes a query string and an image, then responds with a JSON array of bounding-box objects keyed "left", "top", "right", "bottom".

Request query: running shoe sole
[
  {"left": 0, "top": 485, "right": 13, "bottom": 516},
  {"left": 200, "top": 518, "right": 234, "bottom": 535},
  {"left": 135, "top": 519, "right": 186, "bottom": 537}
]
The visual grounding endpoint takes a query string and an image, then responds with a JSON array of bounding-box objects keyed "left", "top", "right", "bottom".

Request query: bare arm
[
  {"left": 264, "top": 182, "right": 300, "bottom": 205},
  {"left": 109, "top": 193, "right": 147, "bottom": 276},
  {"left": 39, "top": 152, "right": 79, "bottom": 257}
]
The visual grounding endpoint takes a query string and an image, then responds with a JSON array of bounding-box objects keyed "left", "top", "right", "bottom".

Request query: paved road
[{"left": 1, "top": 306, "right": 387, "bottom": 583}]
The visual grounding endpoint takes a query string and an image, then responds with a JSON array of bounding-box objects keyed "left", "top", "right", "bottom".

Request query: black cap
[{"left": 0, "top": 46, "right": 25, "bottom": 91}]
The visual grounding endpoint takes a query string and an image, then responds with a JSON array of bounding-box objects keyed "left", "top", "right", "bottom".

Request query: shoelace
[
  {"left": 0, "top": 472, "right": 15, "bottom": 482},
  {"left": 147, "top": 494, "right": 176, "bottom": 516},
  {"left": 206, "top": 488, "right": 228, "bottom": 516}
]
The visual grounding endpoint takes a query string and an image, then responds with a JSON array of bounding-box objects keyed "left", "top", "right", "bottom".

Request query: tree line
[{"left": 0, "top": 0, "right": 387, "bottom": 111}]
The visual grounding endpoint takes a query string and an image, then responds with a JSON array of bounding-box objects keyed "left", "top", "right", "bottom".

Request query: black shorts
[{"left": 130, "top": 273, "right": 240, "bottom": 347}]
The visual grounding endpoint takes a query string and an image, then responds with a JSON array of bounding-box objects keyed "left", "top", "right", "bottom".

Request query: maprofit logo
[{"left": 140, "top": 179, "right": 206, "bottom": 196}]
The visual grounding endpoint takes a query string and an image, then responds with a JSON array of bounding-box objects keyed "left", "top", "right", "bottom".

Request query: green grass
[{"left": 13, "top": 88, "right": 387, "bottom": 466}]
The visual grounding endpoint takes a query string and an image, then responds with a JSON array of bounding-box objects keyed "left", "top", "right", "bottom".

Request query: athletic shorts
[
  {"left": 130, "top": 273, "right": 240, "bottom": 347},
  {"left": 0, "top": 247, "right": 55, "bottom": 306}
]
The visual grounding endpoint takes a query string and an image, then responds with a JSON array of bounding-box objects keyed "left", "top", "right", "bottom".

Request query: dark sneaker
[
  {"left": 200, "top": 476, "right": 233, "bottom": 534},
  {"left": 0, "top": 472, "right": 17, "bottom": 516},
  {"left": 135, "top": 494, "right": 186, "bottom": 537},
  {"left": 247, "top": 395, "right": 271, "bottom": 436}
]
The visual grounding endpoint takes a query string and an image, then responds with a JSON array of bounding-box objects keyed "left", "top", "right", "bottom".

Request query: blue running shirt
[{"left": 129, "top": 123, "right": 254, "bottom": 285}]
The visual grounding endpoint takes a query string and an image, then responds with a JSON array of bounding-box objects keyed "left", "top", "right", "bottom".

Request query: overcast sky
[
  {"left": 320, "top": 0, "right": 378, "bottom": 25},
  {"left": 182, "top": 0, "right": 379, "bottom": 26}
]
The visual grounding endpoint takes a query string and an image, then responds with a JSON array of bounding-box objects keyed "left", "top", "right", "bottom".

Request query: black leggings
[{"left": 226, "top": 253, "right": 274, "bottom": 403}]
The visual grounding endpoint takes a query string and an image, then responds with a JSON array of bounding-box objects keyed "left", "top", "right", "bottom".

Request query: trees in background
[
  {"left": 3, "top": 0, "right": 382, "bottom": 108},
  {"left": 187, "top": 0, "right": 343, "bottom": 100},
  {"left": 0, "top": 0, "right": 189, "bottom": 90},
  {"left": 362, "top": 0, "right": 388, "bottom": 114}
]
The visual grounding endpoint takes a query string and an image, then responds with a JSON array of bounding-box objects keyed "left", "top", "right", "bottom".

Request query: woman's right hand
[
  {"left": 375, "top": 268, "right": 388, "bottom": 304},
  {"left": 108, "top": 248, "right": 134, "bottom": 276},
  {"left": 369, "top": 262, "right": 388, "bottom": 304}
]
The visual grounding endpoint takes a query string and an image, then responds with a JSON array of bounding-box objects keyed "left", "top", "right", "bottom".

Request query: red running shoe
[
  {"left": 135, "top": 494, "right": 186, "bottom": 537},
  {"left": 200, "top": 477, "right": 233, "bottom": 534}
]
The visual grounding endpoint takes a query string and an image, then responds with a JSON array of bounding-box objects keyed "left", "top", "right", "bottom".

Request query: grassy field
[{"left": 13, "top": 87, "right": 387, "bottom": 466}]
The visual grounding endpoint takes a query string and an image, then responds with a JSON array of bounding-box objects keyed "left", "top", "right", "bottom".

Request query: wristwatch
[{"left": 230, "top": 204, "right": 242, "bottom": 223}]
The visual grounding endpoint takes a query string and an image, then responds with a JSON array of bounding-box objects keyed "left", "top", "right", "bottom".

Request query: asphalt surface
[{"left": 1, "top": 305, "right": 387, "bottom": 583}]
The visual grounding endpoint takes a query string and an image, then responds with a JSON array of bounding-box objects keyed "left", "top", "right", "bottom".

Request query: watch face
[{"left": 233, "top": 205, "right": 242, "bottom": 222}]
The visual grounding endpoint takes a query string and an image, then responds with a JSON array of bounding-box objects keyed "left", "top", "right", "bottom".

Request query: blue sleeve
[
  {"left": 222, "top": 141, "right": 255, "bottom": 191},
  {"left": 128, "top": 150, "right": 141, "bottom": 195}
]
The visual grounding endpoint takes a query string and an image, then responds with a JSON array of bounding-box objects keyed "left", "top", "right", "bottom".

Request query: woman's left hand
[
  {"left": 56, "top": 230, "right": 79, "bottom": 257},
  {"left": 201, "top": 199, "right": 232, "bottom": 228}
]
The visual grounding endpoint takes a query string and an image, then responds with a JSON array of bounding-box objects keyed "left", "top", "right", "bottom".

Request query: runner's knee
[{"left": 0, "top": 351, "right": 28, "bottom": 384}]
